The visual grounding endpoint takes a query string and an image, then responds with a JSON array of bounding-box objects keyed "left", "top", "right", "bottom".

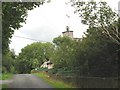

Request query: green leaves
[
  {"left": 2, "top": 2, "right": 47, "bottom": 73},
  {"left": 16, "top": 42, "right": 54, "bottom": 73},
  {"left": 52, "top": 36, "right": 78, "bottom": 70},
  {"left": 78, "top": 27, "right": 118, "bottom": 77},
  {"left": 2, "top": 2, "right": 44, "bottom": 54},
  {"left": 71, "top": 1, "right": 119, "bottom": 44},
  {"left": 2, "top": 49, "right": 16, "bottom": 73}
]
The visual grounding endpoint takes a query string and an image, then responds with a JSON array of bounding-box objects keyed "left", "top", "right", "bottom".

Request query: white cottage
[{"left": 40, "top": 60, "right": 54, "bottom": 69}]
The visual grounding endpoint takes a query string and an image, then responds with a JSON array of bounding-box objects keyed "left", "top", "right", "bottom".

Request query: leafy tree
[
  {"left": 75, "top": 27, "right": 118, "bottom": 77},
  {"left": 2, "top": 1, "right": 49, "bottom": 73},
  {"left": 69, "top": 1, "right": 119, "bottom": 77},
  {"left": 71, "top": 1, "right": 119, "bottom": 44},
  {"left": 52, "top": 36, "right": 78, "bottom": 70},
  {"left": 32, "top": 58, "right": 39, "bottom": 69},
  {"left": 16, "top": 42, "right": 54, "bottom": 73},
  {"left": 2, "top": 2, "right": 44, "bottom": 54},
  {"left": 2, "top": 49, "right": 17, "bottom": 73}
]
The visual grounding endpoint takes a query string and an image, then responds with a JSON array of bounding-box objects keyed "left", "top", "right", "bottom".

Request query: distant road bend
[{"left": 7, "top": 74, "right": 53, "bottom": 88}]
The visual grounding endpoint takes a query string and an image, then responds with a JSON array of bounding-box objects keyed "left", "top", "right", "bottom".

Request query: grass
[
  {"left": 2, "top": 84, "right": 9, "bottom": 89},
  {"left": 34, "top": 72, "right": 74, "bottom": 88},
  {"left": 0, "top": 73, "right": 12, "bottom": 90},
  {"left": 1, "top": 73, "right": 13, "bottom": 80}
]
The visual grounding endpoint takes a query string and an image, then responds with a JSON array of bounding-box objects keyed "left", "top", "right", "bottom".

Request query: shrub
[{"left": 31, "top": 70, "right": 39, "bottom": 73}]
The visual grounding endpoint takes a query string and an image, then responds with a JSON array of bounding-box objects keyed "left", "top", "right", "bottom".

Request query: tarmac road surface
[{"left": 7, "top": 74, "right": 53, "bottom": 88}]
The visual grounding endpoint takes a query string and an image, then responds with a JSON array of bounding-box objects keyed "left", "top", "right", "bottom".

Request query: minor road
[{"left": 7, "top": 74, "right": 53, "bottom": 88}]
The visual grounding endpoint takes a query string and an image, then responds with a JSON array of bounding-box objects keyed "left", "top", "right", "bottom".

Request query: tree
[
  {"left": 32, "top": 58, "right": 39, "bottom": 69},
  {"left": 2, "top": 1, "right": 49, "bottom": 73},
  {"left": 75, "top": 26, "right": 118, "bottom": 77},
  {"left": 52, "top": 36, "right": 78, "bottom": 70},
  {"left": 2, "top": 2, "right": 44, "bottom": 54},
  {"left": 16, "top": 42, "right": 54, "bottom": 73},
  {"left": 71, "top": 1, "right": 119, "bottom": 44},
  {"left": 2, "top": 49, "right": 17, "bottom": 73}
]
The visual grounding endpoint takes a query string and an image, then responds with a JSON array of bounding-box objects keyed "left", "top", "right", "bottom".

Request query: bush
[
  {"left": 38, "top": 67, "right": 49, "bottom": 72},
  {"left": 2, "top": 73, "right": 13, "bottom": 80},
  {"left": 31, "top": 70, "right": 39, "bottom": 73},
  {"left": 48, "top": 68, "right": 58, "bottom": 74}
]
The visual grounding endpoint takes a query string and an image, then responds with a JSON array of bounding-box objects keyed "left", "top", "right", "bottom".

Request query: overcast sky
[{"left": 9, "top": 0, "right": 119, "bottom": 55}]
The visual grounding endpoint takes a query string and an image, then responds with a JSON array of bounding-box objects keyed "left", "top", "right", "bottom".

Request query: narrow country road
[{"left": 7, "top": 74, "right": 53, "bottom": 88}]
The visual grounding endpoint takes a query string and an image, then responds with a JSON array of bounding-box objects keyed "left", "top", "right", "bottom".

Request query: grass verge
[
  {"left": 1, "top": 73, "right": 13, "bottom": 80},
  {"left": 2, "top": 84, "right": 9, "bottom": 89},
  {"left": 34, "top": 72, "right": 74, "bottom": 88}
]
